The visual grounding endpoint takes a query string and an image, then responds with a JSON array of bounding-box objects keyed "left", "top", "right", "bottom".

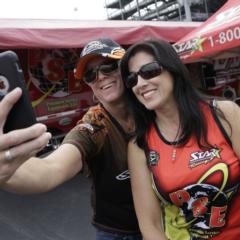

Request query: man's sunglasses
[
  {"left": 125, "top": 61, "right": 163, "bottom": 88},
  {"left": 83, "top": 60, "right": 119, "bottom": 84}
]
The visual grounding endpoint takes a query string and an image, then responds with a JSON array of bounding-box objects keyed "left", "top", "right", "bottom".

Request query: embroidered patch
[
  {"left": 78, "top": 123, "right": 94, "bottom": 133},
  {"left": 148, "top": 150, "right": 160, "bottom": 166}
]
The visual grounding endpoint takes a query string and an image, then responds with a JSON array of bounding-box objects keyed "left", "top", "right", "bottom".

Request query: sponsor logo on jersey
[
  {"left": 116, "top": 170, "right": 130, "bottom": 180},
  {"left": 189, "top": 147, "right": 221, "bottom": 168},
  {"left": 148, "top": 150, "right": 160, "bottom": 166},
  {"left": 165, "top": 163, "right": 235, "bottom": 238}
]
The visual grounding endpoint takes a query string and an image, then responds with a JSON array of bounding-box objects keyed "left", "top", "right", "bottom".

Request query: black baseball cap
[{"left": 75, "top": 38, "right": 125, "bottom": 80}]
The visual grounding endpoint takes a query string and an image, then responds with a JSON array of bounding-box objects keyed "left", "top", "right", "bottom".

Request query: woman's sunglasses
[
  {"left": 83, "top": 60, "right": 119, "bottom": 84},
  {"left": 125, "top": 61, "right": 163, "bottom": 88}
]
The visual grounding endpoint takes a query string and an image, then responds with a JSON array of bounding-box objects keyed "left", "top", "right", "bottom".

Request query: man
[{"left": 1, "top": 38, "right": 141, "bottom": 240}]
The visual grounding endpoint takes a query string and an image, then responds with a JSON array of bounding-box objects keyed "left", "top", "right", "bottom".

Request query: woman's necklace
[
  {"left": 170, "top": 127, "right": 180, "bottom": 161},
  {"left": 172, "top": 139, "right": 178, "bottom": 161},
  {"left": 157, "top": 121, "right": 180, "bottom": 161}
]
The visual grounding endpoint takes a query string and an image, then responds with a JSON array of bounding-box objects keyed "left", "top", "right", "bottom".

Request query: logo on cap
[{"left": 82, "top": 41, "right": 106, "bottom": 56}]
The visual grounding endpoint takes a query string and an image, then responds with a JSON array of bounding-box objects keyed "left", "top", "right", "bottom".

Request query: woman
[
  {"left": 120, "top": 39, "right": 240, "bottom": 240},
  {"left": 1, "top": 39, "right": 141, "bottom": 240}
]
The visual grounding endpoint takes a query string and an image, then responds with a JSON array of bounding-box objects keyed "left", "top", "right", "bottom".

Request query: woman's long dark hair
[{"left": 120, "top": 39, "right": 212, "bottom": 150}]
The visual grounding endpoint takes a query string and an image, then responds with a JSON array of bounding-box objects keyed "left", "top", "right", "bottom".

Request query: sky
[{"left": 0, "top": 0, "right": 108, "bottom": 20}]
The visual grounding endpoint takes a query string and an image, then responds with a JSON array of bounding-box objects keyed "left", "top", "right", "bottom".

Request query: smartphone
[{"left": 0, "top": 50, "right": 37, "bottom": 133}]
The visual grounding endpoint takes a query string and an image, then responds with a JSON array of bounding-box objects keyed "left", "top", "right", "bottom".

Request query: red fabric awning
[
  {"left": 174, "top": 0, "right": 240, "bottom": 63},
  {"left": 0, "top": 19, "right": 200, "bottom": 49}
]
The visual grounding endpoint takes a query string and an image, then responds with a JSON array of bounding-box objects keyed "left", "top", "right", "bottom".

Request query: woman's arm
[
  {"left": 128, "top": 140, "right": 166, "bottom": 240},
  {"left": 216, "top": 100, "right": 240, "bottom": 157},
  {"left": 2, "top": 143, "right": 83, "bottom": 194},
  {"left": 0, "top": 88, "right": 83, "bottom": 193}
]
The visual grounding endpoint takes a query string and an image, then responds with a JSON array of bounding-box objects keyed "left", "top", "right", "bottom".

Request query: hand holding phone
[{"left": 0, "top": 51, "right": 36, "bottom": 133}]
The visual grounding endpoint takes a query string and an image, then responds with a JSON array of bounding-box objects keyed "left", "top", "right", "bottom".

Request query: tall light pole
[{"left": 183, "top": 0, "right": 192, "bottom": 21}]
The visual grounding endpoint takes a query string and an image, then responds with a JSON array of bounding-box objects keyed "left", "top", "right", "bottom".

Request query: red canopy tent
[
  {"left": 174, "top": 0, "right": 240, "bottom": 63},
  {"left": 0, "top": 19, "right": 200, "bottom": 49},
  {"left": 0, "top": 19, "right": 201, "bottom": 144}
]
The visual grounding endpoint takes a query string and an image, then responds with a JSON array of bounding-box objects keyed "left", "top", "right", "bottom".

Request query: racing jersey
[
  {"left": 63, "top": 104, "right": 140, "bottom": 234},
  {"left": 146, "top": 102, "right": 240, "bottom": 240}
]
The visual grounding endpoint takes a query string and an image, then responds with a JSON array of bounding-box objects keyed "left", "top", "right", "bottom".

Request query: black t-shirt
[{"left": 63, "top": 104, "right": 140, "bottom": 234}]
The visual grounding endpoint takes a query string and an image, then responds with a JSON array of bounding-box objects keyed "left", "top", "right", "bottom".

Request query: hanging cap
[{"left": 74, "top": 38, "right": 125, "bottom": 80}]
